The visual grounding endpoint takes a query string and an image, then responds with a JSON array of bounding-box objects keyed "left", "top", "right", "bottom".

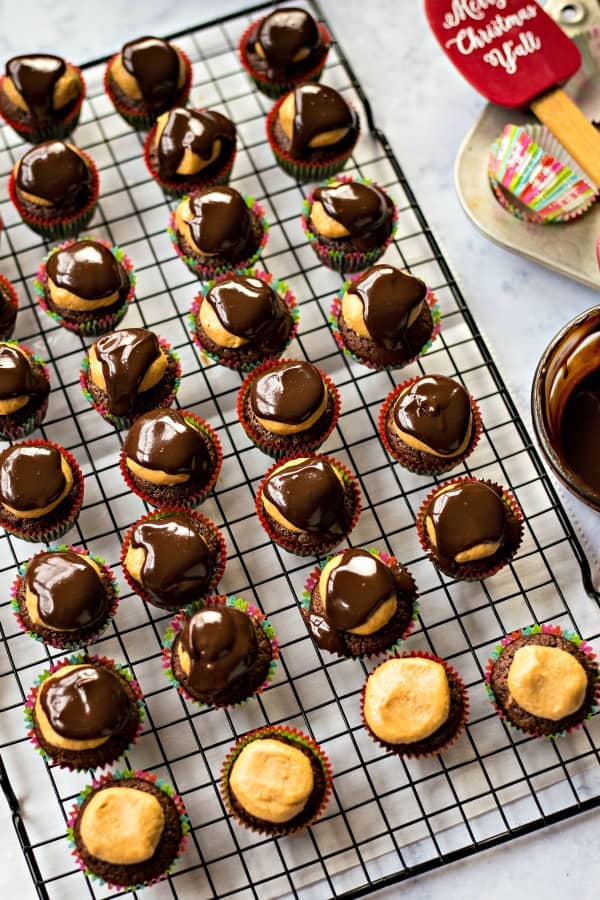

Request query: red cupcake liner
[
  {"left": 238, "top": 18, "right": 331, "bottom": 98},
  {"left": 360, "top": 649, "right": 470, "bottom": 758},
  {"left": 416, "top": 476, "right": 524, "bottom": 582},
  {"left": 378, "top": 376, "right": 483, "bottom": 475},
  {"left": 0, "top": 440, "right": 84, "bottom": 543},
  {"left": 103, "top": 49, "right": 193, "bottom": 131},
  {"left": 0, "top": 340, "right": 50, "bottom": 441},
  {"left": 0, "top": 65, "right": 86, "bottom": 143},
  {"left": 119, "top": 410, "right": 223, "bottom": 510},
  {"left": 121, "top": 506, "right": 227, "bottom": 610},
  {"left": 143, "top": 117, "right": 237, "bottom": 196},
  {"left": 237, "top": 357, "right": 341, "bottom": 458},
  {"left": 255, "top": 452, "right": 362, "bottom": 557},
  {"left": 0, "top": 275, "right": 19, "bottom": 340},
  {"left": 11, "top": 544, "right": 119, "bottom": 650},
  {"left": 221, "top": 724, "right": 333, "bottom": 835},
  {"left": 8, "top": 146, "right": 99, "bottom": 239}
]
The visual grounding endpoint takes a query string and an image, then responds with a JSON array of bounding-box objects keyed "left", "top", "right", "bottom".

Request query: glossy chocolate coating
[
  {"left": 124, "top": 408, "right": 210, "bottom": 477},
  {"left": 394, "top": 375, "right": 471, "bottom": 456},
  {"left": 561, "top": 369, "right": 600, "bottom": 493},
  {"left": 40, "top": 665, "right": 130, "bottom": 740},
  {"left": 187, "top": 187, "right": 253, "bottom": 259},
  {"left": 0, "top": 345, "right": 48, "bottom": 400},
  {"left": 428, "top": 482, "right": 506, "bottom": 564},
  {"left": 325, "top": 548, "right": 397, "bottom": 630},
  {"left": 289, "top": 83, "right": 355, "bottom": 156},
  {"left": 122, "top": 36, "right": 180, "bottom": 111},
  {"left": 257, "top": 8, "right": 320, "bottom": 76},
  {"left": 16, "top": 141, "right": 87, "bottom": 204},
  {"left": 93, "top": 328, "right": 161, "bottom": 416},
  {"left": 180, "top": 605, "right": 257, "bottom": 695},
  {"left": 205, "top": 274, "right": 286, "bottom": 345},
  {"left": 157, "top": 107, "right": 235, "bottom": 179},
  {"left": 313, "top": 181, "right": 392, "bottom": 251},
  {"left": 6, "top": 54, "right": 65, "bottom": 123},
  {"left": 263, "top": 458, "right": 349, "bottom": 534},
  {"left": 47, "top": 240, "right": 121, "bottom": 301},
  {"left": 0, "top": 444, "right": 66, "bottom": 511},
  {"left": 25, "top": 550, "right": 107, "bottom": 630},
  {"left": 0, "top": 292, "right": 17, "bottom": 335},
  {"left": 348, "top": 265, "right": 427, "bottom": 350},
  {"left": 306, "top": 611, "right": 345, "bottom": 655},
  {"left": 131, "top": 515, "right": 213, "bottom": 607},
  {"left": 250, "top": 360, "right": 325, "bottom": 425}
]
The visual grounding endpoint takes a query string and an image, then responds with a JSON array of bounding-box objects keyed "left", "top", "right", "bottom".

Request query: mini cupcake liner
[
  {"left": 34, "top": 238, "right": 136, "bottom": 336},
  {"left": 301, "top": 175, "right": 399, "bottom": 273},
  {"left": 360, "top": 649, "right": 470, "bottom": 758},
  {"left": 266, "top": 94, "right": 359, "bottom": 182},
  {"left": 103, "top": 49, "right": 193, "bottom": 131},
  {"left": 119, "top": 410, "right": 223, "bottom": 509},
  {"left": 66, "top": 767, "right": 190, "bottom": 892},
  {"left": 189, "top": 269, "right": 299, "bottom": 371},
  {"left": 255, "top": 452, "right": 362, "bottom": 557},
  {"left": 378, "top": 375, "right": 483, "bottom": 475},
  {"left": 79, "top": 338, "right": 180, "bottom": 430},
  {"left": 168, "top": 195, "right": 269, "bottom": 280},
  {"left": 11, "top": 544, "right": 119, "bottom": 649},
  {"left": 237, "top": 357, "right": 340, "bottom": 457},
  {"left": 330, "top": 278, "right": 441, "bottom": 371},
  {"left": 301, "top": 547, "right": 420, "bottom": 659},
  {"left": 161, "top": 595, "right": 279, "bottom": 709},
  {"left": 484, "top": 623, "right": 600, "bottom": 739},
  {"left": 121, "top": 507, "right": 227, "bottom": 609},
  {"left": 221, "top": 724, "right": 333, "bottom": 835},
  {"left": 0, "top": 440, "right": 84, "bottom": 543},
  {"left": 0, "top": 340, "right": 50, "bottom": 440},
  {"left": 143, "top": 120, "right": 237, "bottom": 197},
  {"left": 0, "top": 274, "right": 18, "bottom": 340},
  {"left": 8, "top": 147, "right": 99, "bottom": 239},
  {"left": 0, "top": 65, "right": 86, "bottom": 143},
  {"left": 24, "top": 653, "right": 144, "bottom": 769},
  {"left": 488, "top": 124, "right": 596, "bottom": 224},
  {"left": 416, "top": 476, "right": 524, "bottom": 582},
  {"left": 238, "top": 19, "right": 331, "bottom": 99}
]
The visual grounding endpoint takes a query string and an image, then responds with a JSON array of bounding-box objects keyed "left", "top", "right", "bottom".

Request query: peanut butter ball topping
[
  {"left": 393, "top": 375, "right": 472, "bottom": 457},
  {"left": 16, "top": 140, "right": 87, "bottom": 203},
  {"left": 47, "top": 240, "right": 121, "bottom": 301},
  {"left": 124, "top": 409, "right": 210, "bottom": 479},
  {"left": 91, "top": 328, "right": 162, "bottom": 416},
  {"left": 250, "top": 360, "right": 325, "bottom": 427},
  {"left": 6, "top": 54, "right": 65, "bottom": 122},
  {"left": 312, "top": 181, "right": 392, "bottom": 251},
  {"left": 256, "top": 8, "right": 321, "bottom": 77},
  {"left": 426, "top": 481, "right": 506, "bottom": 566},
  {"left": 286, "top": 83, "right": 356, "bottom": 155},
  {"left": 121, "top": 36, "right": 180, "bottom": 111},
  {"left": 0, "top": 444, "right": 67, "bottom": 513},
  {"left": 346, "top": 265, "right": 427, "bottom": 350},
  {"left": 186, "top": 186, "right": 254, "bottom": 258},
  {"left": 262, "top": 457, "right": 349, "bottom": 534},
  {"left": 179, "top": 606, "right": 258, "bottom": 697},
  {"left": 25, "top": 550, "right": 107, "bottom": 630},
  {"left": 39, "top": 665, "right": 130, "bottom": 741},
  {"left": 156, "top": 107, "right": 235, "bottom": 179}
]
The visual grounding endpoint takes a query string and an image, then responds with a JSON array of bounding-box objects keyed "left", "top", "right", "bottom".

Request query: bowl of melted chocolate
[{"left": 532, "top": 306, "right": 600, "bottom": 510}]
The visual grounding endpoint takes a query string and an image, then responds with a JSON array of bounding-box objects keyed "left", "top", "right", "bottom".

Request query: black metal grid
[{"left": 0, "top": 2, "right": 599, "bottom": 898}]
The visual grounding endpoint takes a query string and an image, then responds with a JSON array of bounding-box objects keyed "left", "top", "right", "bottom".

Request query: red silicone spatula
[{"left": 424, "top": 0, "right": 600, "bottom": 187}]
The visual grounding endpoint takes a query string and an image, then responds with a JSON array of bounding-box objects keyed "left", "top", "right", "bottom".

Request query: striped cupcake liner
[
  {"left": 143, "top": 119, "right": 237, "bottom": 197},
  {"left": 0, "top": 274, "right": 18, "bottom": 340},
  {"left": 103, "top": 49, "right": 193, "bottom": 131},
  {"left": 0, "top": 65, "right": 86, "bottom": 143},
  {"left": 0, "top": 340, "right": 50, "bottom": 441}
]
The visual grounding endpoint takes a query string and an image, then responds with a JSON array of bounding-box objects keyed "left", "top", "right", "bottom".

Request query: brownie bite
[
  {"left": 0, "top": 276, "right": 18, "bottom": 339},
  {"left": 0, "top": 341, "right": 50, "bottom": 440},
  {"left": 0, "top": 53, "right": 84, "bottom": 141}
]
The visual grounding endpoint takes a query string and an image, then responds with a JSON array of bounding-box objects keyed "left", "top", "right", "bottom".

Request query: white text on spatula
[{"left": 483, "top": 32, "right": 541, "bottom": 74}]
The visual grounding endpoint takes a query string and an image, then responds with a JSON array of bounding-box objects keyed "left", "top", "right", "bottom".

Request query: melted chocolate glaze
[
  {"left": 306, "top": 611, "right": 345, "bottom": 655},
  {"left": 250, "top": 360, "right": 325, "bottom": 425},
  {"left": 325, "top": 548, "right": 397, "bottom": 630},
  {"left": 427, "top": 481, "right": 506, "bottom": 565},
  {"left": 0, "top": 345, "right": 48, "bottom": 400},
  {"left": 561, "top": 369, "right": 600, "bottom": 493},
  {"left": 180, "top": 605, "right": 257, "bottom": 696},
  {"left": 186, "top": 187, "right": 253, "bottom": 259},
  {"left": 313, "top": 181, "right": 392, "bottom": 251},
  {"left": 40, "top": 665, "right": 131, "bottom": 740},
  {"left": 26, "top": 550, "right": 107, "bottom": 630},
  {"left": 394, "top": 375, "right": 472, "bottom": 456},
  {"left": 263, "top": 458, "right": 349, "bottom": 534},
  {"left": 205, "top": 274, "right": 285, "bottom": 343},
  {"left": 16, "top": 141, "right": 87, "bottom": 204},
  {"left": 93, "top": 328, "right": 161, "bottom": 416},
  {"left": 289, "top": 84, "right": 356, "bottom": 156},
  {"left": 6, "top": 54, "right": 65, "bottom": 123},
  {"left": 348, "top": 265, "right": 427, "bottom": 351},
  {"left": 122, "top": 36, "right": 180, "bottom": 112},
  {"left": 256, "top": 8, "right": 320, "bottom": 77},
  {"left": 124, "top": 408, "right": 210, "bottom": 477},
  {"left": 0, "top": 444, "right": 66, "bottom": 511},
  {"left": 46, "top": 240, "right": 121, "bottom": 301},
  {"left": 157, "top": 108, "right": 235, "bottom": 179}
]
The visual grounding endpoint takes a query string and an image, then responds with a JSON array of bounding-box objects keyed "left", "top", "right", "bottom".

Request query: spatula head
[{"left": 424, "top": 0, "right": 581, "bottom": 108}]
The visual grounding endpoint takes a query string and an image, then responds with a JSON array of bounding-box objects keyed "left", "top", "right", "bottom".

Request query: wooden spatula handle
[{"left": 531, "top": 88, "right": 600, "bottom": 188}]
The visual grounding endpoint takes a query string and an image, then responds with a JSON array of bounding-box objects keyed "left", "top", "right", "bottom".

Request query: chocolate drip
[
  {"left": 306, "top": 612, "right": 345, "bottom": 655},
  {"left": 40, "top": 665, "right": 130, "bottom": 740},
  {"left": 6, "top": 54, "right": 65, "bottom": 123},
  {"left": 0, "top": 345, "right": 48, "bottom": 400},
  {"left": 290, "top": 84, "right": 355, "bottom": 156},
  {"left": 94, "top": 329, "right": 161, "bottom": 416},
  {"left": 394, "top": 375, "right": 471, "bottom": 455},
  {"left": 325, "top": 548, "right": 396, "bottom": 630},
  {"left": 47, "top": 240, "right": 121, "bottom": 301},
  {"left": 124, "top": 409, "right": 210, "bottom": 477},
  {"left": 122, "top": 36, "right": 180, "bottom": 112},
  {"left": 263, "top": 458, "right": 348, "bottom": 534},
  {"left": 16, "top": 141, "right": 87, "bottom": 204},
  {"left": 180, "top": 606, "right": 257, "bottom": 695},
  {"left": 561, "top": 370, "right": 600, "bottom": 493},
  {"left": 205, "top": 275, "right": 287, "bottom": 346},
  {"left": 132, "top": 515, "right": 213, "bottom": 607},
  {"left": 0, "top": 444, "right": 66, "bottom": 511},
  {"left": 0, "top": 292, "right": 17, "bottom": 335},
  {"left": 250, "top": 360, "right": 325, "bottom": 424},
  {"left": 157, "top": 108, "right": 235, "bottom": 179},
  {"left": 187, "top": 187, "right": 253, "bottom": 258},
  {"left": 428, "top": 482, "right": 506, "bottom": 564},
  {"left": 313, "top": 181, "right": 392, "bottom": 251},
  {"left": 348, "top": 265, "right": 427, "bottom": 350},
  {"left": 257, "top": 8, "right": 320, "bottom": 76},
  {"left": 26, "top": 550, "right": 107, "bottom": 629}
]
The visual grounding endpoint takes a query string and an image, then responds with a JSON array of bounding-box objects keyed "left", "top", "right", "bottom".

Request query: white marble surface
[{"left": 1, "top": 1, "right": 599, "bottom": 898}]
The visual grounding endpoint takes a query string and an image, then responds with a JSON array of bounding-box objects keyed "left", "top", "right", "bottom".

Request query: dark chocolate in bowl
[{"left": 532, "top": 305, "right": 600, "bottom": 511}]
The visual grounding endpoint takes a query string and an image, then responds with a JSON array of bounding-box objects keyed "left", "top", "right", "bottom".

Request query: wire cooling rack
[{"left": 0, "top": 2, "right": 599, "bottom": 898}]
